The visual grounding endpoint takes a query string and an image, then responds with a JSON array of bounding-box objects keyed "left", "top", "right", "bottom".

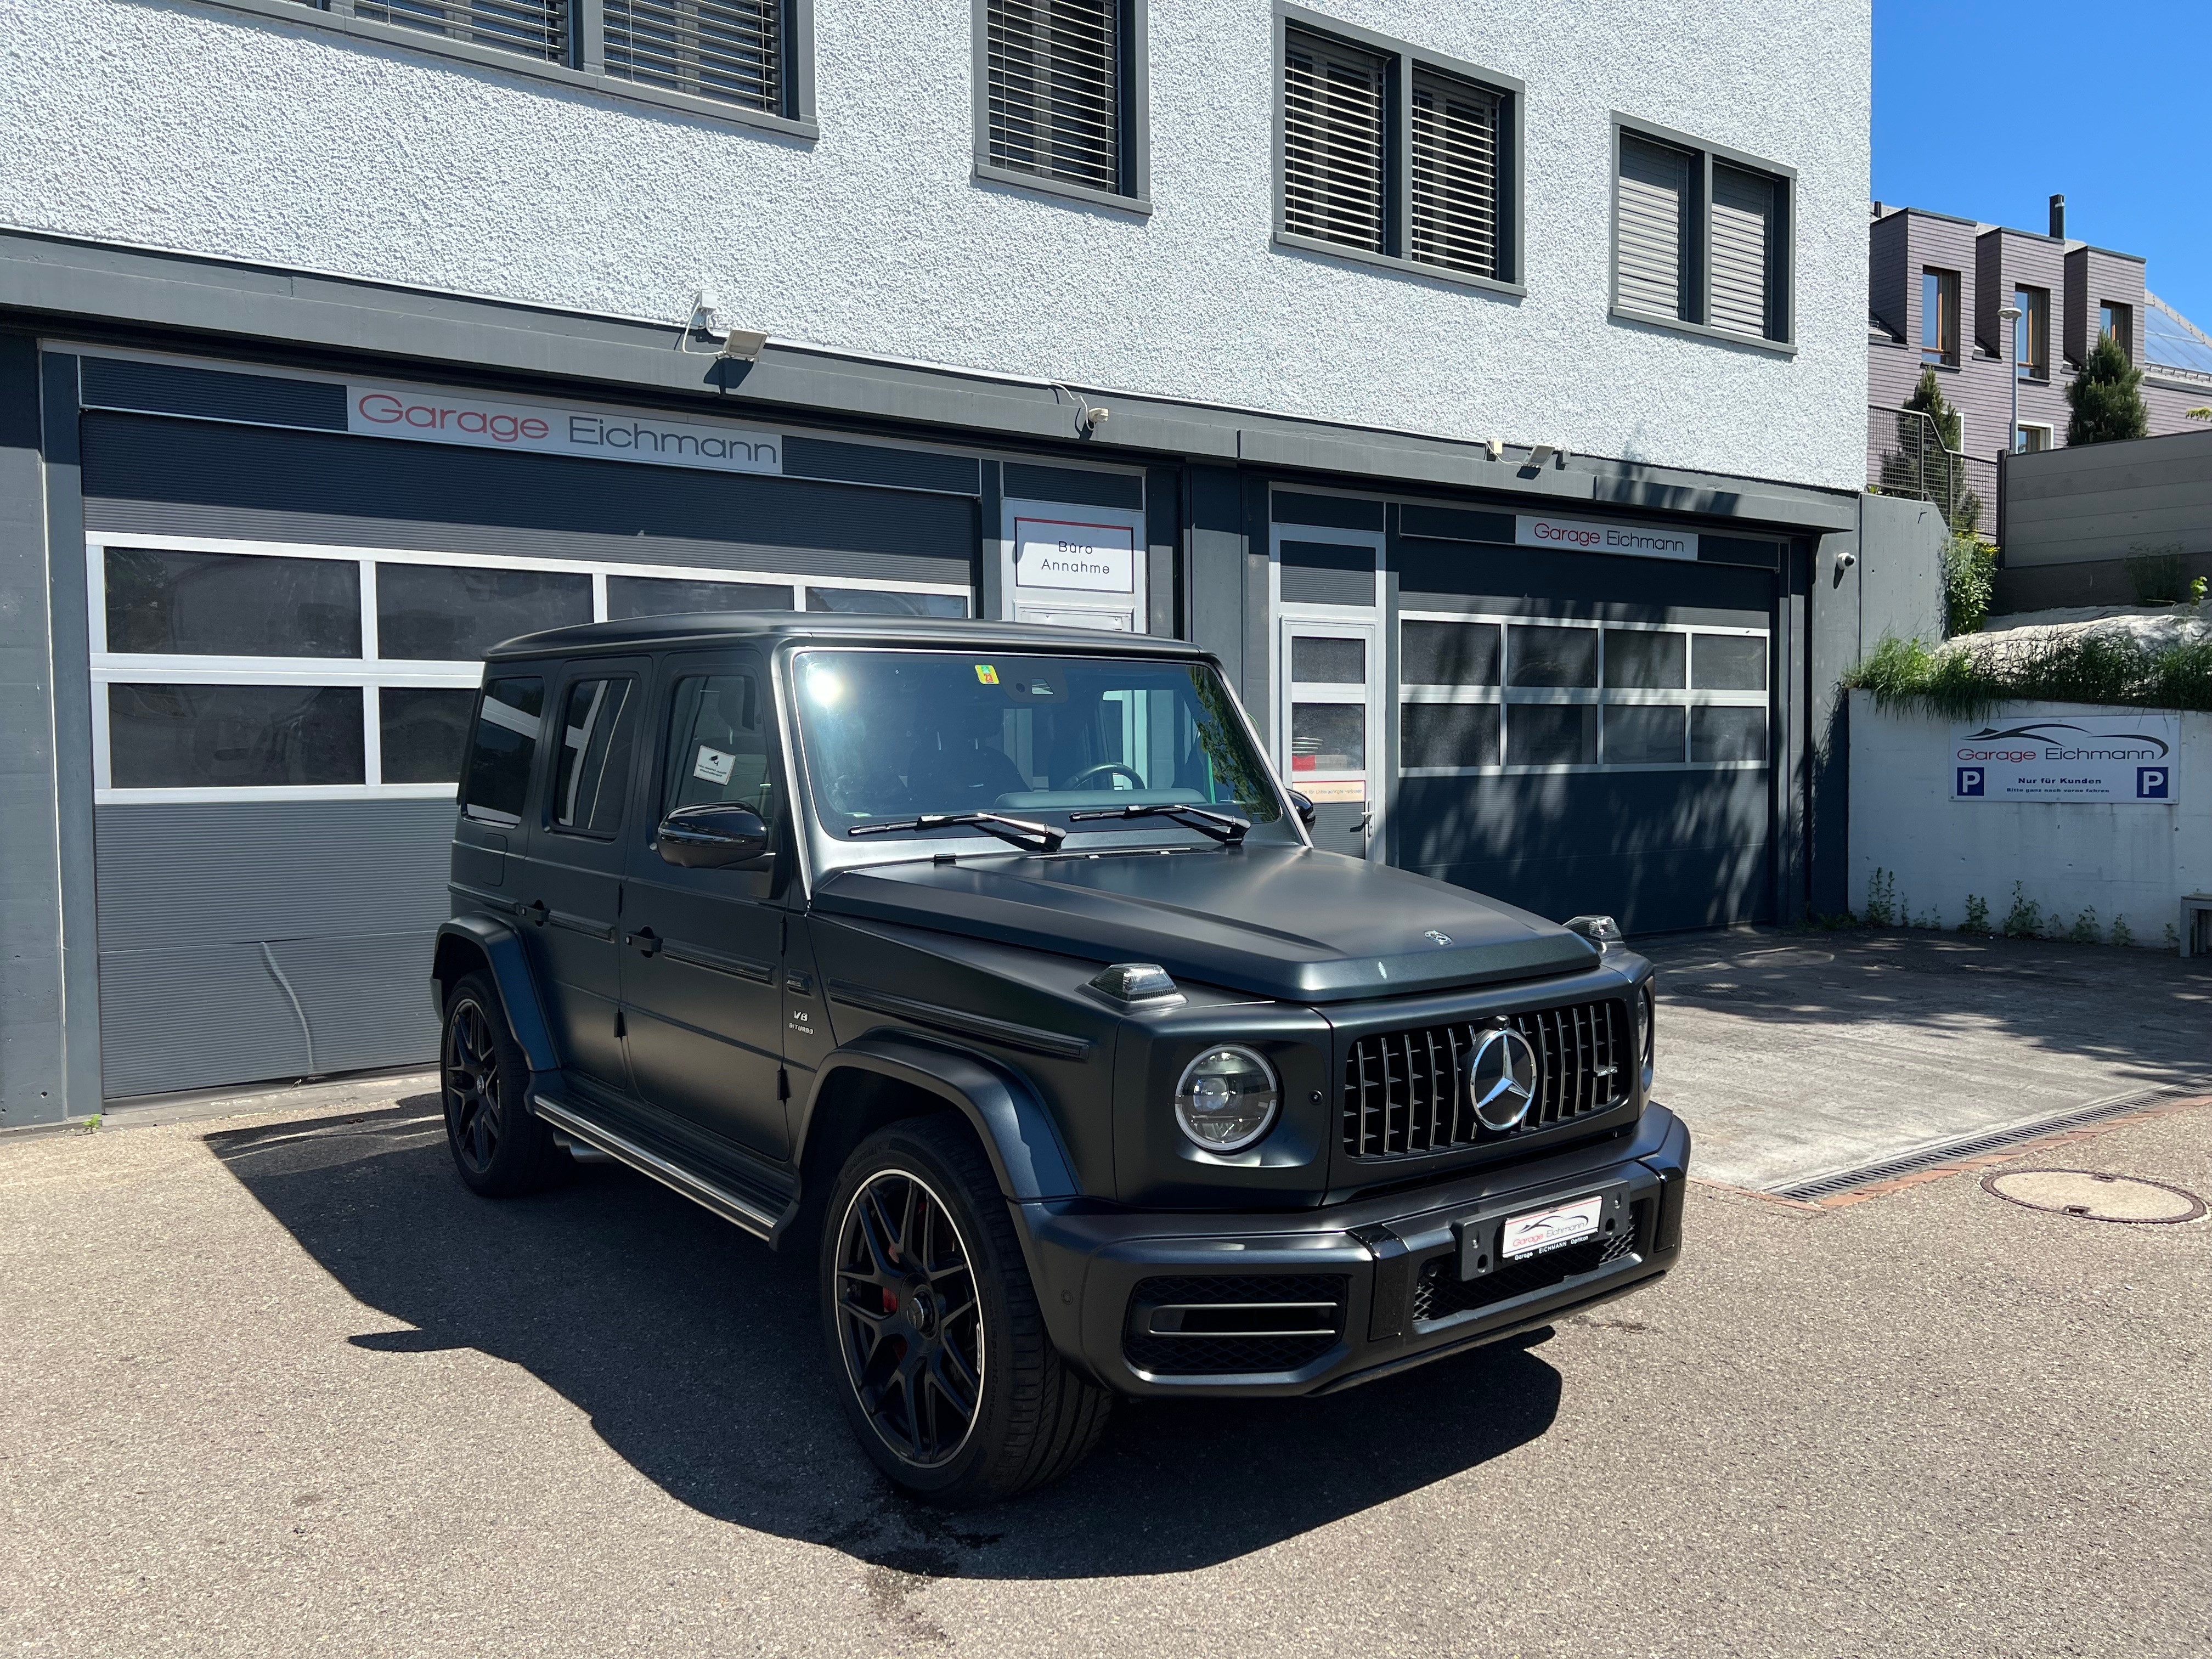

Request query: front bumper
[{"left": 1016, "top": 1104, "right": 1690, "bottom": 1397}]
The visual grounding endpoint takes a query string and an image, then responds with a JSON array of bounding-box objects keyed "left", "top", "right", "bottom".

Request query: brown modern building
[{"left": 1867, "top": 195, "right": 2212, "bottom": 529}]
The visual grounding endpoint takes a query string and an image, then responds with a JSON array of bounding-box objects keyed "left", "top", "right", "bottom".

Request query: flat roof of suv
[{"left": 485, "top": 611, "right": 1216, "bottom": 663}]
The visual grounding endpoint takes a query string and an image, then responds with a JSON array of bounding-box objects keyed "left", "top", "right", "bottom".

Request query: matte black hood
[{"left": 811, "top": 844, "right": 1596, "bottom": 1003}]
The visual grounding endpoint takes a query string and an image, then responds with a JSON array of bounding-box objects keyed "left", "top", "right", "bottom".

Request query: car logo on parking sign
[{"left": 1465, "top": 1028, "right": 1540, "bottom": 1131}]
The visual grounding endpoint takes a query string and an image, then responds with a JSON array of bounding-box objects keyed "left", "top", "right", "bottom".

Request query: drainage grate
[{"left": 1768, "top": 1083, "right": 2209, "bottom": 1203}]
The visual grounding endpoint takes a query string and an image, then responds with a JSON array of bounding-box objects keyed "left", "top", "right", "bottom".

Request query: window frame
[
  {"left": 85, "top": 533, "right": 969, "bottom": 804},
  {"left": 1271, "top": 3, "right": 1526, "bottom": 297},
  {"left": 1921, "top": 267, "right": 1961, "bottom": 368},
  {"left": 972, "top": 0, "right": 1150, "bottom": 214},
  {"left": 1396, "top": 610, "right": 1771, "bottom": 776},
  {"left": 2100, "top": 301, "right": 2134, "bottom": 363},
  {"left": 200, "top": 0, "right": 817, "bottom": 139},
  {"left": 1608, "top": 113, "right": 1796, "bottom": 354},
  {"left": 2014, "top": 284, "right": 2050, "bottom": 381}
]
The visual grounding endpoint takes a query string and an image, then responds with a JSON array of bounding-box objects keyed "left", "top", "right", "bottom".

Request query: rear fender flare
[{"left": 431, "top": 917, "right": 560, "bottom": 1074}]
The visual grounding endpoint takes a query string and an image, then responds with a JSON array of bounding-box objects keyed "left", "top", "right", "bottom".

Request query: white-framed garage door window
[
  {"left": 1397, "top": 611, "right": 1769, "bottom": 775},
  {"left": 86, "top": 534, "right": 970, "bottom": 803}
]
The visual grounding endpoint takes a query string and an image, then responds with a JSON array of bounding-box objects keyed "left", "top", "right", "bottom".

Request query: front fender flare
[
  {"left": 432, "top": 916, "right": 560, "bottom": 1074},
  {"left": 799, "top": 1031, "right": 1082, "bottom": 1202}
]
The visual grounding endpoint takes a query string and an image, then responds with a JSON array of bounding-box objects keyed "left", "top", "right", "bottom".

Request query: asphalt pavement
[{"left": 4, "top": 1043, "right": 2209, "bottom": 1655}]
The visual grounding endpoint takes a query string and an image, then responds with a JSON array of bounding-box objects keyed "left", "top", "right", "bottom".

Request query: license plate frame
[
  {"left": 1454, "top": 1183, "right": 1632, "bottom": 1281},
  {"left": 1500, "top": 1193, "right": 1606, "bottom": 1259}
]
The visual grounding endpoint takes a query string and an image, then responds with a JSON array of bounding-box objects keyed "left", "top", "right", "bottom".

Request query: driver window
[{"left": 664, "top": 671, "right": 776, "bottom": 820}]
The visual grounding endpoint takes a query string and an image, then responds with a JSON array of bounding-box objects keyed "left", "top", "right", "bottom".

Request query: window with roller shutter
[
  {"left": 1274, "top": 8, "right": 1521, "bottom": 290},
  {"left": 1612, "top": 117, "right": 1792, "bottom": 347}
]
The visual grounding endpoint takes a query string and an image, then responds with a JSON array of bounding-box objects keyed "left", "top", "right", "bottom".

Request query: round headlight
[
  {"left": 1174, "top": 1045, "right": 1280, "bottom": 1153},
  {"left": 1639, "top": 983, "right": 1657, "bottom": 1092}
]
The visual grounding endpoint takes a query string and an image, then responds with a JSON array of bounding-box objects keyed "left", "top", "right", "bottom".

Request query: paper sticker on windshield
[
  {"left": 974, "top": 664, "right": 999, "bottom": 684},
  {"left": 693, "top": 744, "right": 736, "bottom": 785}
]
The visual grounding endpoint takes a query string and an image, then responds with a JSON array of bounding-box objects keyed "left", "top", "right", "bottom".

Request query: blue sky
[{"left": 1875, "top": 2, "right": 2211, "bottom": 328}]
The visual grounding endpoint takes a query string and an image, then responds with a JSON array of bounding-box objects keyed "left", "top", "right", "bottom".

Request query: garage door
[
  {"left": 1389, "top": 522, "right": 1782, "bottom": 935},
  {"left": 77, "top": 368, "right": 978, "bottom": 1098}
]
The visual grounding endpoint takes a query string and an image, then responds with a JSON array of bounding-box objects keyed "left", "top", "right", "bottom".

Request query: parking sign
[
  {"left": 1956, "top": 767, "right": 1984, "bottom": 798},
  {"left": 2138, "top": 766, "right": 2170, "bottom": 799}
]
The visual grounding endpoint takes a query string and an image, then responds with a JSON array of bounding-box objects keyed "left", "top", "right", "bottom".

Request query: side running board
[{"left": 531, "top": 1092, "right": 784, "bottom": 1240}]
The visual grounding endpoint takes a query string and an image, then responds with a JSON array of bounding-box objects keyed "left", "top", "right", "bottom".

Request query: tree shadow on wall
[{"left": 208, "top": 1102, "right": 1563, "bottom": 1581}]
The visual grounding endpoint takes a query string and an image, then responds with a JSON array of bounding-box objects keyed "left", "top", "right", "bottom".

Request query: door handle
[
  {"left": 521, "top": 899, "right": 548, "bottom": 927},
  {"left": 624, "top": 927, "right": 661, "bottom": 957}
]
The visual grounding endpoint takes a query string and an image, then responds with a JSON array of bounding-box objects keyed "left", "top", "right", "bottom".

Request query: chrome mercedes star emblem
[
  {"left": 1424, "top": 930, "right": 1452, "bottom": 946},
  {"left": 1465, "top": 1027, "right": 1540, "bottom": 1131}
]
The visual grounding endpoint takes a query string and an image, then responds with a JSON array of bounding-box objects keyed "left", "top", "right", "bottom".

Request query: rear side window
[
  {"left": 460, "top": 677, "right": 544, "bottom": 825},
  {"left": 664, "top": 672, "right": 776, "bottom": 819},
  {"left": 550, "top": 677, "right": 639, "bottom": 834}
]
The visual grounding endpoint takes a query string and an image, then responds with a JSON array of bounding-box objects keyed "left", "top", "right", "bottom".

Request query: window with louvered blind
[
  {"left": 1708, "top": 163, "right": 1778, "bottom": 337},
  {"left": 1283, "top": 27, "right": 1389, "bottom": 253},
  {"left": 1613, "top": 120, "right": 1792, "bottom": 346},
  {"left": 1276, "top": 13, "right": 1521, "bottom": 290},
  {"left": 984, "top": 0, "right": 1125, "bottom": 196},
  {"left": 1616, "top": 134, "right": 1692, "bottom": 320},
  {"left": 605, "top": 0, "right": 784, "bottom": 111},
  {"left": 1409, "top": 69, "right": 1500, "bottom": 278},
  {"left": 353, "top": 0, "right": 566, "bottom": 61}
]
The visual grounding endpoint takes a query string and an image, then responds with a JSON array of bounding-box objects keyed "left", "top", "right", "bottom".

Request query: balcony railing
[{"left": 1867, "top": 405, "right": 1999, "bottom": 535}]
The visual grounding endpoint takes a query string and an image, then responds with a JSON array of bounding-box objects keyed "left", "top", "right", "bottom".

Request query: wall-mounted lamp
[
  {"left": 1527, "top": 443, "right": 1559, "bottom": 469},
  {"left": 1051, "top": 383, "right": 1110, "bottom": 435},
  {"left": 718, "top": 329, "right": 769, "bottom": 363}
]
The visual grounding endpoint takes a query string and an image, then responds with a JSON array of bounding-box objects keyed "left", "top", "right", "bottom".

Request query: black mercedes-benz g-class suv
[{"left": 433, "top": 614, "right": 1687, "bottom": 1504}]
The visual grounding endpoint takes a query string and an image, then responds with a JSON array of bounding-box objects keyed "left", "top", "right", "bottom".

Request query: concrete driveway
[{"left": 3, "top": 932, "right": 2209, "bottom": 1657}]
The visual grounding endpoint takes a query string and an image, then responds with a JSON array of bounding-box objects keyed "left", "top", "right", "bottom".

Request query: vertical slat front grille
[
  {"left": 1341, "top": 998, "right": 1630, "bottom": 1160},
  {"left": 1409, "top": 70, "right": 1499, "bottom": 278},
  {"left": 1283, "top": 27, "right": 1387, "bottom": 253},
  {"left": 605, "top": 0, "right": 782, "bottom": 112},
  {"left": 987, "top": 0, "right": 1120, "bottom": 193},
  {"left": 1617, "top": 133, "right": 1691, "bottom": 319},
  {"left": 354, "top": 0, "right": 565, "bottom": 60}
]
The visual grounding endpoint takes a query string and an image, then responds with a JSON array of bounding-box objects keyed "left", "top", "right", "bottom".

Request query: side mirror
[
  {"left": 656, "top": 803, "right": 770, "bottom": 869},
  {"left": 1288, "top": 791, "right": 1317, "bottom": 828}
]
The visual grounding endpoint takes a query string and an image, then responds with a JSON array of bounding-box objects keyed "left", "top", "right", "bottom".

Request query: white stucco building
[{"left": 1, "top": 0, "right": 1895, "bottom": 1119}]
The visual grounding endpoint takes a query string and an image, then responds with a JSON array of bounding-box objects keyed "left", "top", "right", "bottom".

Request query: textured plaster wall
[
  {"left": 1849, "top": 695, "right": 2209, "bottom": 943},
  {"left": 3, "top": 0, "right": 1869, "bottom": 488}
]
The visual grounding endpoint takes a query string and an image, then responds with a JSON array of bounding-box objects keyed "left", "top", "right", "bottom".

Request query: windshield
[{"left": 791, "top": 648, "right": 1293, "bottom": 847}]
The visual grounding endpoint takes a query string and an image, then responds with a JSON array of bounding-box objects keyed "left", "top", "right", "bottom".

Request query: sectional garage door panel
[
  {"left": 1397, "top": 770, "right": 1773, "bottom": 934},
  {"left": 81, "top": 414, "right": 979, "bottom": 585},
  {"left": 94, "top": 801, "right": 454, "bottom": 1098}
]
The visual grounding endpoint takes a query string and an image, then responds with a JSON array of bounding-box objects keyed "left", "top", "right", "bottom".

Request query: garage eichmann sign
[
  {"left": 347, "top": 380, "right": 781, "bottom": 475},
  {"left": 1951, "top": 716, "right": 2181, "bottom": 803}
]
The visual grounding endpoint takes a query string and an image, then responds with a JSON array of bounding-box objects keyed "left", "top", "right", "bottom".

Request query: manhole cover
[{"left": 1982, "top": 1169, "right": 2207, "bottom": 1224}]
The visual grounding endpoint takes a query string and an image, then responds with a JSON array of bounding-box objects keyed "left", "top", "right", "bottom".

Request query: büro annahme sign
[
  {"left": 1516, "top": 514, "right": 1698, "bottom": 561},
  {"left": 1013, "top": 517, "right": 1136, "bottom": 593},
  {"left": 347, "top": 380, "right": 781, "bottom": 475},
  {"left": 1951, "top": 715, "right": 2180, "bottom": 803}
]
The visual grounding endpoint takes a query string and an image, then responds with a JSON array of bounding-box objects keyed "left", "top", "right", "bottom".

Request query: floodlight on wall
[
  {"left": 718, "top": 329, "right": 769, "bottom": 363},
  {"left": 1527, "top": 443, "right": 1559, "bottom": 468}
]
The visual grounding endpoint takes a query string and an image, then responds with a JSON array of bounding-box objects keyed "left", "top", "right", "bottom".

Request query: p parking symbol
[
  {"left": 1956, "top": 767, "right": 1985, "bottom": 797},
  {"left": 2137, "top": 767, "right": 2170, "bottom": 799}
]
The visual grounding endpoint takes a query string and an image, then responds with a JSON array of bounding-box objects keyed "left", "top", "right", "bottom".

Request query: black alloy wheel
[
  {"left": 444, "top": 995, "right": 504, "bottom": 1178},
  {"left": 833, "top": 1169, "right": 985, "bottom": 1469},
  {"left": 439, "top": 970, "right": 568, "bottom": 1198},
  {"left": 819, "top": 1115, "right": 1110, "bottom": 1504}
]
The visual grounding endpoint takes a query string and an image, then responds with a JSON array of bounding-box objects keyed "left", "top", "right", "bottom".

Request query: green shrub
[
  {"left": 2112, "top": 914, "right": 2135, "bottom": 947},
  {"left": 1942, "top": 535, "right": 1999, "bottom": 636},
  {"left": 1961, "top": 893, "right": 1990, "bottom": 934},
  {"left": 2002, "top": 882, "right": 2043, "bottom": 938},
  {"left": 2069, "top": 908, "right": 2100, "bottom": 944},
  {"left": 2126, "top": 545, "right": 2191, "bottom": 605},
  {"left": 1864, "top": 867, "right": 1897, "bottom": 927},
  {"left": 1843, "top": 631, "right": 2212, "bottom": 718},
  {"left": 2067, "top": 333, "right": 2150, "bottom": 445}
]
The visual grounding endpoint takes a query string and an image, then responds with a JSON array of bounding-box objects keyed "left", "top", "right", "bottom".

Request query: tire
[
  {"left": 821, "top": 1113, "right": 1110, "bottom": 1505},
  {"left": 440, "top": 970, "right": 569, "bottom": 1198}
]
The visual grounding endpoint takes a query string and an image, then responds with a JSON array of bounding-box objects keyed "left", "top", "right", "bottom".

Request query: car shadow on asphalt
[{"left": 208, "top": 1102, "right": 1563, "bottom": 1580}]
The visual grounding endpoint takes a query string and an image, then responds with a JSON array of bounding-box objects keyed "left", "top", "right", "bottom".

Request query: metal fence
[{"left": 1866, "top": 405, "right": 2000, "bottom": 536}]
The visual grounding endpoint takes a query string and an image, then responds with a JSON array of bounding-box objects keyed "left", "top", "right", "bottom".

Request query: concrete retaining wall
[{"left": 1848, "top": 692, "right": 2210, "bottom": 945}]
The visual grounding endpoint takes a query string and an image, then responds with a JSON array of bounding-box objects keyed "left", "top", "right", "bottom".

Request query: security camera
[
  {"left": 1836, "top": 550, "right": 1858, "bottom": 571},
  {"left": 1080, "top": 405, "right": 1110, "bottom": 433}
]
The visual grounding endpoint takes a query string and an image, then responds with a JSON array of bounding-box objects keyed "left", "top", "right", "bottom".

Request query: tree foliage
[
  {"left": 1878, "top": 368, "right": 1984, "bottom": 531},
  {"left": 2066, "top": 332, "right": 2150, "bottom": 445}
]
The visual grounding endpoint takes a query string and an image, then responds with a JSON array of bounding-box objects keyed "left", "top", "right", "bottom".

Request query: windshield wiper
[
  {"left": 1065, "top": 803, "right": 1251, "bottom": 844},
  {"left": 846, "top": 811, "right": 1066, "bottom": 852}
]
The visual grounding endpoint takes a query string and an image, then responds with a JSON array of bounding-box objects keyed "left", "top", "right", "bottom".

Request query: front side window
[
  {"left": 1280, "top": 14, "right": 1518, "bottom": 285},
  {"left": 2015, "top": 285, "right": 2050, "bottom": 380},
  {"left": 1922, "top": 268, "right": 1960, "bottom": 365},
  {"left": 1615, "top": 125, "right": 1791, "bottom": 343},
  {"left": 461, "top": 678, "right": 545, "bottom": 825},
  {"left": 792, "top": 650, "right": 1292, "bottom": 845},
  {"left": 664, "top": 672, "right": 777, "bottom": 819},
  {"left": 550, "top": 678, "right": 639, "bottom": 834},
  {"left": 981, "top": 0, "right": 1135, "bottom": 200}
]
